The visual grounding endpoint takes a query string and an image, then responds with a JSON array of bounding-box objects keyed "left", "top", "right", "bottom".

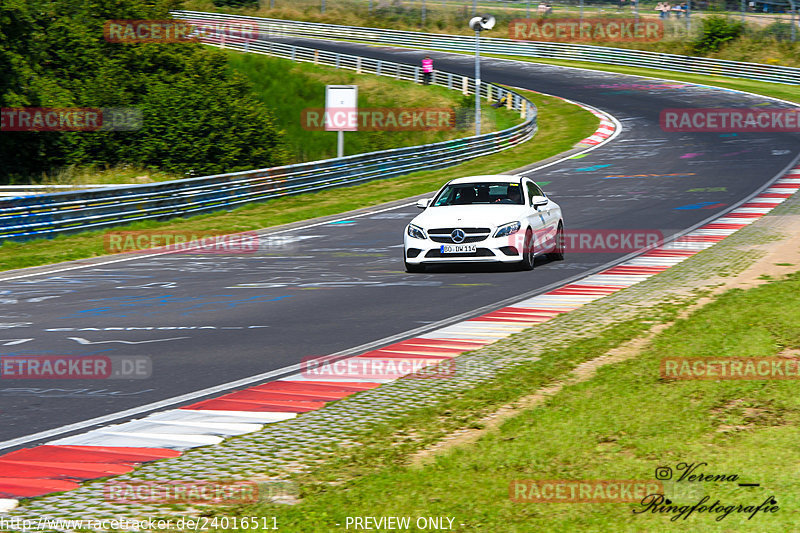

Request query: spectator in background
[
  {"left": 537, "top": 2, "right": 548, "bottom": 16},
  {"left": 421, "top": 55, "right": 433, "bottom": 85}
]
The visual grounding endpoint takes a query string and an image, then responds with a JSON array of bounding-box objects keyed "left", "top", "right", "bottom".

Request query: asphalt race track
[{"left": 1, "top": 39, "right": 799, "bottom": 452}]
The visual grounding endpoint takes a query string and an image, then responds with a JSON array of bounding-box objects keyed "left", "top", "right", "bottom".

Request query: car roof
[{"left": 447, "top": 174, "right": 525, "bottom": 185}]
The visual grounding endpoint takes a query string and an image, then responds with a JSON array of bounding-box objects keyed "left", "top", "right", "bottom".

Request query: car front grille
[{"left": 427, "top": 227, "right": 491, "bottom": 244}]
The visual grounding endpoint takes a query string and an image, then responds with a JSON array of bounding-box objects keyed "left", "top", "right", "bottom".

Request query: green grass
[
  {"left": 14, "top": 51, "right": 516, "bottom": 187},
  {"left": 13, "top": 165, "right": 184, "bottom": 188},
  {"left": 219, "top": 272, "right": 800, "bottom": 532},
  {"left": 0, "top": 89, "right": 596, "bottom": 272},
  {"left": 225, "top": 51, "right": 516, "bottom": 162}
]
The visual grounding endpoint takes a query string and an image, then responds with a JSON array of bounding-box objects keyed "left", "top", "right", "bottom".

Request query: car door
[{"left": 525, "top": 180, "right": 556, "bottom": 251}]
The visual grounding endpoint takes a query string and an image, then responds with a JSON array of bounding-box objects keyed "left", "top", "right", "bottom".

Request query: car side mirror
[
  {"left": 529, "top": 195, "right": 548, "bottom": 208},
  {"left": 416, "top": 198, "right": 431, "bottom": 209}
]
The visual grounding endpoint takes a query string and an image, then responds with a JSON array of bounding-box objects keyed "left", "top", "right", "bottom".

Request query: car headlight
[
  {"left": 407, "top": 224, "right": 427, "bottom": 239},
  {"left": 494, "top": 221, "right": 521, "bottom": 238}
]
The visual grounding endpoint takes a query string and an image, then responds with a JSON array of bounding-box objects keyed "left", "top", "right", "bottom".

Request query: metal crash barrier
[{"left": 0, "top": 23, "right": 538, "bottom": 242}]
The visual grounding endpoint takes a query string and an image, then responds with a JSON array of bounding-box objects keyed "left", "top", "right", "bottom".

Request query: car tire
[
  {"left": 519, "top": 229, "right": 534, "bottom": 271},
  {"left": 405, "top": 258, "right": 426, "bottom": 273},
  {"left": 550, "top": 223, "right": 565, "bottom": 261}
]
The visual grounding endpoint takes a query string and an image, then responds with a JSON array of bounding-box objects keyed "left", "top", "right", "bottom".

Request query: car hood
[{"left": 411, "top": 205, "right": 530, "bottom": 230}]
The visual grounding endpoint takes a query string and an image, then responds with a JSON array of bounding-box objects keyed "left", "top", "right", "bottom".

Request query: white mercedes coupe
[{"left": 403, "top": 175, "right": 564, "bottom": 272}]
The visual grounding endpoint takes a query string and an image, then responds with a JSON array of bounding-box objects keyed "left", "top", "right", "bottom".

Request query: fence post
[
  {"left": 356, "top": 57, "right": 362, "bottom": 73},
  {"left": 414, "top": 66, "right": 420, "bottom": 83},
  {"left": 377, "top": 60, "right": 382, "bottom": 75},
  {"left": 314, "top": 50, "right": 319, "bottom": 64},
  {"left": 520, "top": 99, "right": 526, "bottom": 119},
  {"left": 462, "top": 76, "right": 469, "bottom": 95},
  {"left": 448, "top": 72, "right": 453, "bottom": 90}
]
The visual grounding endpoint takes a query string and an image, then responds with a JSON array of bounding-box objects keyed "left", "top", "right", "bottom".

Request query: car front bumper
[{"left": 404, "top": 233, "right": 529, "bottom": 264}]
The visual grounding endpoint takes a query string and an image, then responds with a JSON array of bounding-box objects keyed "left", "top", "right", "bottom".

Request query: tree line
[{"left": 0, "top": 0, "right": 288, "bottom": 183}]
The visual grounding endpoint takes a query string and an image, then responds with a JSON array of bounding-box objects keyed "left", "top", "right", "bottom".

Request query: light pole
[
  {"left": 685, "top": 0, "right": 691, "bottom": 34},
  {"left": 468, "top": 15, "right": 495, "bottom": 137}
]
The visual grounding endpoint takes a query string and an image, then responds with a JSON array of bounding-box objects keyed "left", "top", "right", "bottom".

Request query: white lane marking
[
  {"left": 0, "top": 202, "right": 416, "bottom": 283},
  {"left": 154, "top": 410, "right": 296, "bottom": 423},
  {"left": 0, "top": 499, "right": 18, "bottom": 513},
  {"left": 48, "top": 431, "right": 223, "bottom": 448},
  {"left": 0, "top": 364, "right": 304, "bottom": 451},
  {"left": 67, "top": 336, "right": 189, "bottom": 345},
  {"left": 0, "top": 338, "right": 34, "bottom": 345}
]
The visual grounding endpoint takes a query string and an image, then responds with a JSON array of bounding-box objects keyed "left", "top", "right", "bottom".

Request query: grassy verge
[
  {"left": 17, "top": 50, "right": 511, "bottom": 187},
  {"left": 0, "top": 89, "right": 596, "bottom": 272},
  {"left": 225, "top": 51, "right": 514, "bottom": 162},
  {"left": 224, "top": 271, "right": 800, "bottom": 532}
]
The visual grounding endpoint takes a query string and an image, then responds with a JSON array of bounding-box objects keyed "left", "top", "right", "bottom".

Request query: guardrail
[
  {"left": 0, "top": 185, "right": 121, "bottom": 198},
  {"left": 175, "top": 10, "right": 800, "bottom": 85},
  {"left": 0, "top": 37, "right": 537, "bottom": 242}
]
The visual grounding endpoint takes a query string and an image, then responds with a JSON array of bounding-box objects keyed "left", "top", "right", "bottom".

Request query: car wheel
[
  {"left": 519, "top": 229, "right": 534, "bottom": 271},
  {"left": 405, "top": 258, "right": 426, "bottom": 273},
  {"left": 550, "top": 223, "right": 565, "bottom": 261}
]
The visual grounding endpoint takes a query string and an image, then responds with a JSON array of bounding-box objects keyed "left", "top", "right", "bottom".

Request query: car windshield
[{"left": 432, "top": 182, "right": 524, "bottom": 206}]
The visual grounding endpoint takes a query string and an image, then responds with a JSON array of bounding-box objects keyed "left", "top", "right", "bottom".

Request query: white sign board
[{"left": 325, "top": 85, "right": 358, "bottom": 132}]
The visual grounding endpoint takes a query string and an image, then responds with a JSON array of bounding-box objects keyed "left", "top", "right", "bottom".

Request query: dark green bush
[
  {"left": 0, "top": 0, "right": 287, "bottom": 182},
  {"left": 693, "top": 15, "right": 745, "bottom": 53}
]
